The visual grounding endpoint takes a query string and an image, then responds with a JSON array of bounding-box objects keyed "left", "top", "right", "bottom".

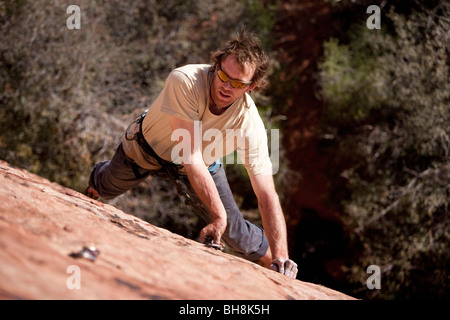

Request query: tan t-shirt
[{"left": 122, "top": 64, "right": 272, "bottom": 176}]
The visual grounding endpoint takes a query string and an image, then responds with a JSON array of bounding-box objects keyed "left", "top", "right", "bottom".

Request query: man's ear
[{"left": 247, "top": 84, "right": 256, "bottom": 94}]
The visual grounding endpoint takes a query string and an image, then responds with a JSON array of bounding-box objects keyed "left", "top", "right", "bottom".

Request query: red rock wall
[{"left": 0, "top": 160, "right": 354, "bottom": 300}]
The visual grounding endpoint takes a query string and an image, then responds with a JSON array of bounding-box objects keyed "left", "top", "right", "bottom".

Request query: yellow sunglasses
[{"left": 217, "top": 65, "right": 252, "bottom": 89}]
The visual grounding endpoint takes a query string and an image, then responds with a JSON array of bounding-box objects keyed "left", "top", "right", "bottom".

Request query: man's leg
[
  {"left": 88, "top": 143, "right": 151, "bottom": 200},
  {"left": 179, "top": 164, "right": 270, "bottom": 262}
]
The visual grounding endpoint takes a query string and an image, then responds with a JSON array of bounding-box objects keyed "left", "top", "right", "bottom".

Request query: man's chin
[{"left": 214, "top": 98, "right": 233, "bottom": 109}]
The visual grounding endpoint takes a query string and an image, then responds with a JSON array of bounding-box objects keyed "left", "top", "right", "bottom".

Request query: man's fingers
[
  {"left": 269, "top": 263, "right": 278, "bottom": 272},
  {"left": 271, "top": 258, "right": 298, "bottom": 279},
  {"left": 201, "top": 226, "right": 225, "bottom": 251},
  {"left": 284, "top": 260, "right": 298, "bottom": 279},
  {"left": 201, "top": 225, "right": 218, "bottom": 243},
  {"left": 201, "top": 219, "right": 226, "bottom": 244},
  {"left": 278, "top": 261, "right": 285, "bottom": 275},
  {"left": 270, "top": 258, "right": 285, "bottom": 275}
]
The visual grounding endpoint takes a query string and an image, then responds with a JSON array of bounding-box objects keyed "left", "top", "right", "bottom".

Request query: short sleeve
[{"left": 159, "top": 70, "right": 200, "bottom": 121}]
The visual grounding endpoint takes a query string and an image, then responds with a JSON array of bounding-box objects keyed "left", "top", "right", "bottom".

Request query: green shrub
[
  {"left": 0, "top": 0, "right": 282, "bottom": 240},
  {"left": 318, "top": 3, "right": 449, "bottom": 299}
]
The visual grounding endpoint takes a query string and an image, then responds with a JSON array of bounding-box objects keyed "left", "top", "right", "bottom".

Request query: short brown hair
[{"left": 210, "top": 27, "right": 270, "bottom": 91}]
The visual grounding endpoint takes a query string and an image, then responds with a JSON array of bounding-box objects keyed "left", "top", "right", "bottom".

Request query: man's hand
[
  {"left": 201, "top": 217, "right": 227, "bottom": 248},
  {"left": 270, "top": 258, "right": 298, "bottom": 279}
]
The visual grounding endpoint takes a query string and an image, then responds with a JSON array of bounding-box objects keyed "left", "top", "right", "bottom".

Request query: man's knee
[
  {"left": 222, "top": 217, "right": 269, "bottom": 262},
  {"left": 88, "top": 144, "right": 149, "bottom": 200}
]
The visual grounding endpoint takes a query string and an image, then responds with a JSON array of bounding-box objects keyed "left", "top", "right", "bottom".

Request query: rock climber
[{"left": 85, "top": 27, "right": 298, "bottom": 279}]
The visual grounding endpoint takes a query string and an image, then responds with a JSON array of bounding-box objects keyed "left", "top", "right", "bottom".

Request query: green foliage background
[
  {"left": 319, "top": 0, "right": 449, "bottom": 299},
  {"left": 0, "top": 0, "right": 278, "bottom": 239}
]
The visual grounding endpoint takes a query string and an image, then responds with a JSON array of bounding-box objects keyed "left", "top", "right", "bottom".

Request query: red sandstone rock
[{"left": 0, "top": 160, "right": 354, "bottom": 300}]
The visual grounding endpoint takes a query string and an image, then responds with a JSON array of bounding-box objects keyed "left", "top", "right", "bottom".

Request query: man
[{"left": 86, "top": 28, "right": 298, "bottom": 279}]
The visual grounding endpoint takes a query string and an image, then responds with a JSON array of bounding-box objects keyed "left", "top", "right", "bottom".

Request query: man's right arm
[{"left": 168, "top": 115, "right": 227, "bottom": 245}]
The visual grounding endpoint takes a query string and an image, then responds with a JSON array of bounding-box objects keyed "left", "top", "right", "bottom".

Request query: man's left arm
[{"left": 249, "top": 172, "right": 298, "bottom": 279}]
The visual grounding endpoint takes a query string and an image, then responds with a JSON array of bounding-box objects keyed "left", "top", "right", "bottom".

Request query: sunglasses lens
[
  {"left": 217, "top": 68, "right": 248, "bottom": 89},
  {"left": 231, "top": 81, "right": 246, "bottom": 89},
  {"left": 217, "top": 69, "right": 227, "bottom": 82}
]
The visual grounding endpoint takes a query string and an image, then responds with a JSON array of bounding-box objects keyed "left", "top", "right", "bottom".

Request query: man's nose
[{"left": 223, "top": 81, "right": 233, "bottom": 90}]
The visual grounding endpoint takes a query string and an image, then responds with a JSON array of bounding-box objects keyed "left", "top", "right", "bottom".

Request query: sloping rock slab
[{"left": 0, "top": 160, "right": 354, "bottom": 300}]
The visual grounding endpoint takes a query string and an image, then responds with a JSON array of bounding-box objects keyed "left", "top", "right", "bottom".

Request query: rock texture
[{"left": 0, "top": 160, "right": 354, "bottom": 300}]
